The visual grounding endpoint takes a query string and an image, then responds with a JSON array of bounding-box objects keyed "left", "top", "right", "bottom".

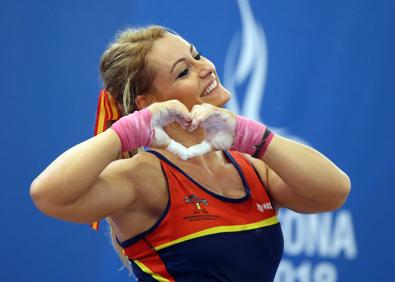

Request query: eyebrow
[{"left": 170, "top": 44, "right": 194, "bottom": 74}]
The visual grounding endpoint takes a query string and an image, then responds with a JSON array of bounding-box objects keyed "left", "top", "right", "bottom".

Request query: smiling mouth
[{"left": 201, "top": 80, "right": 218, "bottom": 97}]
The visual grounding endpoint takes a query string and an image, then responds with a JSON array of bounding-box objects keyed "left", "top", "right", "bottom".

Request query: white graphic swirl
[
  {"left": 223, "top": 0, "right": 306, "bottom": 143},
  {"left": 224, "top": 0, "right": 267, "bottom": 121}
]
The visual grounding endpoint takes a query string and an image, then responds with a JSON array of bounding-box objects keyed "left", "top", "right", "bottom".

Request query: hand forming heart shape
[{"left": 148, "top": 101, "right": 237, "bottom": 160}]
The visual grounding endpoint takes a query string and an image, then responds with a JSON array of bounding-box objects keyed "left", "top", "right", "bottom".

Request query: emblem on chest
[
  {"left": 184, "top": 194, "right": 209, "bottom": 214},
  {"left": 182, "top": 194, "right": 222, "bottom": 222}
]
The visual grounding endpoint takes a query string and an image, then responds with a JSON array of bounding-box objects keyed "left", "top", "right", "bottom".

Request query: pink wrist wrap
[
  {"left": 111, "top": 108, "right": 154, "bottom": 152},
  {"left": 232, "top": 115, "right": 274, "bottom": 158}
]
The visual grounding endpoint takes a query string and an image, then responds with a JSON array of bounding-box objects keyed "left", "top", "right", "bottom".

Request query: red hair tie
[{"left": 91, "top": 89, "right": 121, "bottom": 231}]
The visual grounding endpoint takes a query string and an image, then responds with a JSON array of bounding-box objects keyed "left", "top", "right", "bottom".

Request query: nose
[{"left": 198, "top": 61, "right": 215, "bottom": 79}]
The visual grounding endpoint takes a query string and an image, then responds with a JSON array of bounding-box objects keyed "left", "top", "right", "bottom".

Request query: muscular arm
[
  {"left": 30, "top": 100, "right": 192, "bottom": 223},
  {"left": 186, "top": 103, "right": 351, "bottom": 213},
  {"left": 252, "top": 135, "right": 351, "bottom": 213},
  {"left": 30, "top": 129, "right": 138, "bottom": 223}
]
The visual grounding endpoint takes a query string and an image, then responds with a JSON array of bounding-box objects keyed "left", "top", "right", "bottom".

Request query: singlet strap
[{"left": 224, "top": 150, "right": 272, "bottom": 199}]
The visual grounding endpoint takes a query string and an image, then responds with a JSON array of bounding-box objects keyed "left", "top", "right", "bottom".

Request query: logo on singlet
[
  {"left": 257, "top": 202, "right": 273, "bottom": 213},
  {"left": 184, "top": 195, "right": 209, "bottom": 214}
]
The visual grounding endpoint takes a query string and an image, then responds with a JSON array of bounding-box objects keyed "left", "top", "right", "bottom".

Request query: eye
[
  {"left": 194, "top": 52, "right": 202, "bottom": 60},
  {"left": 175, "top": 52, "right": 202, "bottom": 79},
  {"left": 177, "top": 68, "right": 189, "bottom": 79}
]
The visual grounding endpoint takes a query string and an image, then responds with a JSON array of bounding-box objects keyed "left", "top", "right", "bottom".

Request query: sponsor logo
[{"left": 257, "top": 202, "right": 273, "bottom": 212}]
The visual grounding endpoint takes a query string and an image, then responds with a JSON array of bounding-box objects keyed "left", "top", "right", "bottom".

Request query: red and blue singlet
[{"left": 119, "top": 150, "right": 283, "bottom": 281}]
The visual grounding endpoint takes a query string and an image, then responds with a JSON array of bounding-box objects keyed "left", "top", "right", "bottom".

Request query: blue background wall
[{"left": 1, "top": 0, "right": 394, "bottom": 281}]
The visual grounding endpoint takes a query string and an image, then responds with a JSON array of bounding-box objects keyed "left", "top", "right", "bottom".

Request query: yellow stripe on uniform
[
  {"left": 155, "top": 216, "right": 279, "bottom": 251},
  {"left": 133, "top": 259, "right": 170, "bottom": 282}
]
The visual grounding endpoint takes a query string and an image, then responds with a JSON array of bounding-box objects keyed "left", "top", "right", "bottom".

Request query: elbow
[
  {"left": 340, "top": 173, "right": 351, "bottom": 204},
  {"left": 328, "top": 173, "right": 351, "bottom": 210},
  {"left": 30, "top": 178, "right": 88, "bottom": 223},
  {"left": 30, "top": 178, "right": 49, "bottom": 212},
  {"left": 30, "top": 177, "right": 62, "bottom": 216},
  {"left": 30, "top": 178, "right": 42, "bottom": 205}
]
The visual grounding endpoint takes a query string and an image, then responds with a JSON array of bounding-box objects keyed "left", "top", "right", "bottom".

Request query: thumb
[
  {"left": 151, "top": 127, "right": 172, "bottom": 148},
  {"left": 186, "top": 141, "right": 213, "bottom": 159},
  {"left": 166, "top": 140, "right": 192, "bottom": 160}
]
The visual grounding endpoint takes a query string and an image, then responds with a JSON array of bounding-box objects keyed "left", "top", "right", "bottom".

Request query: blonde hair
[
  {"left": 106, "top": 218, "right": 132, "bottom": 274},
  {"left": 99, "top": 25, "right": 168, "bottom": 274},
  {"left": 100, "top": 25, "right": 168, "bottom": 115}
]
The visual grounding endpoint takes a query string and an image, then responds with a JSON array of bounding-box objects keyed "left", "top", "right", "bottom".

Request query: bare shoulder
[
  {"left": 98, "top": 151, "right": 167, "bottom": 210},
  {"left": 109, "top": 151, "right": 165, "bottom": 188},
  {"left": 116, "top": 151, "right": 168, "bottom": 208},
  {"left": 242, "top": 154, "right": 269, "bottom": 188},
  {"left": 108, "top": 151, "right": 168, "bottom": 236}
]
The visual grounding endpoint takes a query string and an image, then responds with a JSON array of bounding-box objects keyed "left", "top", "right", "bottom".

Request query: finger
[
  {"left": 209, "top": 131, "right": 234, "bottom": 150},
  {"left": 190, "top": 105, "right": 213, "bottom": 131},
  {"left": 169, "top": 107, "right": 191, "bottom": 123},
  {"left": 166, "top": 140, "right": 191, "bottom": 160},
  {"left": 191, "top": 112, "right": 217, "bottom": 131},
  {"left": 176, "top": 115, "right": 192, "bottom": 130},
  {"left": 150, "top": 100, "right": 191, "bottom": 127},
  {"left": 189, "top": 119, "right": 200, "bottom": 132},
  {"left": 190, "top": 103, "right": 210, "bottom": 120},
  {"left": 168, "top": 100, "right": 192, "bottom": 120},
  {"left": 187, "top": 140, "right": 213, "bottom": 158}
]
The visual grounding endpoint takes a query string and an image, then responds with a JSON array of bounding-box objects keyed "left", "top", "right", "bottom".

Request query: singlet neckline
[{"left": 146, "top": 150, "right": 251, "bottom": 203}]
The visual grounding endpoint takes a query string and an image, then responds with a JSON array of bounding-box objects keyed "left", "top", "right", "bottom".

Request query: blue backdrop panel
[{"left": 1, "top": 0, "right": 394, "bottom": 281}]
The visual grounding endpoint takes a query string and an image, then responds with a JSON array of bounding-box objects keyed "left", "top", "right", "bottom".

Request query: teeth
[{"left": 202, "top": 80, "right": 218, "bottom": 97}]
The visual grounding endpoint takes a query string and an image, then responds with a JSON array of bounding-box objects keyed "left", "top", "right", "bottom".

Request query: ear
[{"left": 135, "top": 94, "right": 154, "bottom": 110}]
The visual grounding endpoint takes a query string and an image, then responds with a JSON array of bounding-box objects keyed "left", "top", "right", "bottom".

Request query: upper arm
[
  {"left": 43, "top": 154, "right": 160, "bottom": 223},
  {"left": 248, "top": 156, "right": 333, "bottom": 214}
]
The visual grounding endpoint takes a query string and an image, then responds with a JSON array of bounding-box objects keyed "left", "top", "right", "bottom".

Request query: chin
[
  {"left": 212, "top": 88, "right": 232, "bottom": 108},
  {"left": 218, "top": 91, "right": 231, "bottom": 107}
]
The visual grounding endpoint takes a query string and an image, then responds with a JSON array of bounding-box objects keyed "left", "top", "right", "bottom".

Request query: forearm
[
  {"left": 261, "top": 135, "right": 351, "bottom": 206},
  {"left": 30, "top": 129, "right": 121, "bottom": 206},
  {"left": 197, "top": 107, "right": 351, "bottom": 208}
]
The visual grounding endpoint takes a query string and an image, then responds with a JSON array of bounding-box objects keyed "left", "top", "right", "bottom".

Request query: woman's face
[{"left": 143, "top": 33, "right": 231, "bottom": 110}]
